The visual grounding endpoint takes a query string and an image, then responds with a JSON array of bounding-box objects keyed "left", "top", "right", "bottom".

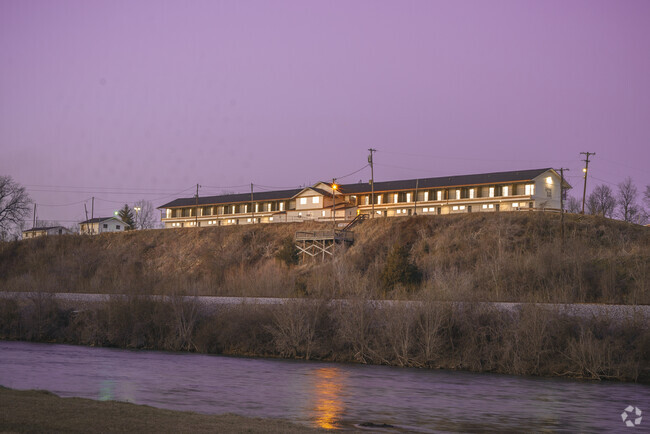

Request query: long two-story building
[{"left": 158, "top": 168, "right": 570, "bottom": 228}]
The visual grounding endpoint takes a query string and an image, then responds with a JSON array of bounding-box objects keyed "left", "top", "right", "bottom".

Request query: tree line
[{"left": 566, "top": 177, "right": 650, "bottom": 224}]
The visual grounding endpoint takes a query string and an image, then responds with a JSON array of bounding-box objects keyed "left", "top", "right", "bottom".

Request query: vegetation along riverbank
[{"left": 0, "top": 212, "right": 648, "bottom": 382}]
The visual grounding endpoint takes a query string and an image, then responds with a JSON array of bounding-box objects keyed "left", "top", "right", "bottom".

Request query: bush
[{"left": 380, "top": 244, "right": 421, "bottom": 290}]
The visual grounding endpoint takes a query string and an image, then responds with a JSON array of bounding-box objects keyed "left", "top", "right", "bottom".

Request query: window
[
  {"left": 489, "top": 187, "right": 495, "bottom": 198},
  {"left": 525, "top": 184, "right": 535, "bottom": 195},
  {"left": 255, "top": 204, "right": 259, "bottom": 212},
  {"left": 512, "top": 202, "right": 519, "bottom": 208},
  {"left": 322, "top": 210, "right": 326, "bottom": 217},
  {"left": 312, "top": 197, "right": 319, "bottom": 204},
  {"left": 267, "top": 203, "right": 272, "bottom": 211},
  {"left": 488, "top": 204, "right": 494, "bottom": 209},
  {"left": 503, "top": 186, "right": 509, "bottom": 197},
  {"left": 423, "top": 207, "right": 428, "bottom": 212},
  {"left": 455, "top": 189, "right": 460, "bottom": 199},
  {"left": 279, "top": 202, "right": 285, "bottom": 211},
  {"left": 116, "top": 225, "right": 121, "bottom": 230},
  {"left": 377, "top": 195, "right": 382, "bottom": 205},
  {"left": 396, "top": 209, "right": 401, "bottom": 214},
  {"left": 300, "top": 197, "right": 307, "bottom": 205},
  {"left": 406, "top": 193, "right": 411, "bottom": 202},
  {"left": 459, "top": 205, "right": 465, "bottom": 210},
  {"left": 424, "top": 191, "right": 429, "bottom": 201},
  {"left": 270, "top": 217, "right": 274, "bottom": 221},
  {"left": 452, "top": 206, "right": 459, "bottom": 211},
  {"left": 469, "top": 189, "right": 475, "bottom": 199},
  {"left": 482, "top": 204, "right": 487, "bottom": 209},
  {"left": 437, "top": 191, "right": 442, "bottom": 201},
  {"left": 394, "top": 193, "right": 398, "bottom": 203},
  {"left": 166, "top": 209, "right": 171, "bottom": 218},
  {"left": 546, "top": 176, "right": 553, "bottom": 184},
  {"left": 103, "top": 224, "right": 108, "bottom": 228}
]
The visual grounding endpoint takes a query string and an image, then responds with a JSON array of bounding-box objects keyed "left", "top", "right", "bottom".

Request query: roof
[
  {"left": 79, "top": 217, "right": 123, "bottom": 224},
  {"left": 337, "top": 168, "right": 555, "bottom": 194},
  {"left": 22, "top": 226, "right": 66, "bottom": 232},
  {"left": 159, "top": 188, "right": 303, "bottom": 209},
  {"left": 159, "top": 168, "right": 561, "bottom": 209}
]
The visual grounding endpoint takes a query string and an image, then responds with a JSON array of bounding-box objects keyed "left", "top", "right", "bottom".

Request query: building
[
  {"left": 22, "top": 226, "right": 72, "bottom": 239},
  {"left": 158, "top": 168, "right": 571, "bottom": 228},
  {"left": 79, "top": 217, "right": 127, "bottom": 235}
]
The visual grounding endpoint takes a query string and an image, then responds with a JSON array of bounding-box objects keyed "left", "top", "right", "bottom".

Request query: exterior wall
[{"left": 80, "top": 219, "right": 126, "bottom": 234}]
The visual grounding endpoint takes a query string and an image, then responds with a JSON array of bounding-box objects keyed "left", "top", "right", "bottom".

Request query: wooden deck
[{"left": 295, "top": 230, "right": 354, "bottom": 243}]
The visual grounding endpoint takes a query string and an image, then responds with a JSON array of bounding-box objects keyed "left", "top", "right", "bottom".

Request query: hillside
[{"left": 1, "top": 213, "right": 648, "bottom": 304}]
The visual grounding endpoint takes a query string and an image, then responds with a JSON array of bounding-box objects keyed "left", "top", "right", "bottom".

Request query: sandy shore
[{"left": 0, "top": 386, "right": 324, "bottom": 433}]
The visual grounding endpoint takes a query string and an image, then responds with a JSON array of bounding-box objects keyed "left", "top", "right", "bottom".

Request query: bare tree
[
  {"left": 616, "top": 178, "right": 641, "bottom": 223},
  {"left": 134, "top": 199, "right": 156, "bottom": 229},
  {"left": 0, "top": 175, "right": 32, "bottom": 237},
  {"left": 644, "top": 185, "right": 650, "bottom": 208},
  {"left": 566, "top": 196, "right": 581, "bottom": 214},
  {"left": 586, "top": 185, "right": 615, "bottom": 218}
]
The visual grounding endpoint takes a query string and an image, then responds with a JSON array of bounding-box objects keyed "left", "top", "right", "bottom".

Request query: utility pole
[
  {"left": 251, "top": 183, "right": 255, "bottom": 224},
  {"left": 195, "top": 184, "right": 200, "bottom": 228},
  {"left": 84, "top": 203, "right": 89, "bottom": 234},
  {"left": 32, "top": 203, "right": 36, "bottom": 229},
  {"left": 558, "top": 168, "right": 569, "bottom": 242},
  {"left": 413, "top": 179, "right": 419, "bottom": 215},
  {"left": 91, "top": 197, "right": 94, "bottom": 234},
  {"left": 368, "top": 148, "right": 376, "bottom": 218},
  {"left": 580, "top": 152, "right": 595, "bottom": 214}
]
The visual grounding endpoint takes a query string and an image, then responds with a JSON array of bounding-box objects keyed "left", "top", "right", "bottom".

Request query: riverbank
[
  {"left": 0, "top": 386, "right": 323, "bottom": 433},
  {"left": 1, "top": 295, "right": 648, "bottom": 383}
]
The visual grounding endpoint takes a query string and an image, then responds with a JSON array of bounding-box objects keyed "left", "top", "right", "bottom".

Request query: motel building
[{"left": 158, "top": 168, "right": 570, "bottom": 228}]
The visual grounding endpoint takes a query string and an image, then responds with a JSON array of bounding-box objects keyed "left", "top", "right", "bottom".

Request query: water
[{"left": 1, "top": 341, "right": 648, "bottom": 432}]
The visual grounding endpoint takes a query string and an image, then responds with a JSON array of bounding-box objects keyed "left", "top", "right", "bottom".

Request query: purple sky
[{"left": 1, "top": 0, "right": 649, "bottom": 226}]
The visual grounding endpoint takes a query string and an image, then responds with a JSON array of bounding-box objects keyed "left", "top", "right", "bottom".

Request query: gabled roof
[
  {"left": 291, "top": 187, "right": 331, "bottom": 199},
  {"left": 337, "top": 168, "right": 555, "bottom": 194},
  {"left": 158, "top": 188, "right": 303, "bottom": 209},
  {"left": 79, "top": 217, "right": 123, "bottom": 224}
]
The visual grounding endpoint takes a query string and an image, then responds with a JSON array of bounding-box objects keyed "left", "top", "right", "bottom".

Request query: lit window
[
  {"left": 424, "top": 192, "right": 429, "bottom": 201},
  {"left": 488, "top": 204, "right": 494, "bottom": 209},
  {"left": 459, "top": 205, "right": 465, "bottom": 210},
  {"left": 512, "top": 202, "right": 519, "bottom": 208},
  {"left": 437, "top": 191, "right": 442, "bottom": 201},
  {"left": 244, "top": 205, "right": 248, "bottom": 212},
  {"left": 423, "top": 207, "right": 428, "bottom": 212},
  {"left": 469, "top": 189, "right": 475, "bottom": 199},
  {"left": 365, "top": 196, "right": 369, "bottom": 205},
  {"left": 255, "top": 204, "right": 259, "bottom": 212},
  {"left": 279, "top": 202, "right": 284, "bottom": 211},
  {"left": 452, "top": 206, "right": 459, "bottom": 211},
  {"left": 397, "top": 209, "right": 401, "bottom": 214},
  {"left": 298, "top": 212, "right": 302, "bottom": 217},
  {"left": 300, "top": 197, "right": 307, "bottom": 205},
  {"left": 267, "top": 203, "right": 272, "bottom": 211},
  {"left": 247, "top": 218, "right": 251, "bottom": 222},
  {"left": 406, "top": 193, "right": 411, "bottom": 202},
  {"left": 482, "top": 204, "right": 487, "bottom": 209},
  {"left": 394, "top": 194, "right": 398, "bottom": 203},
  {"left": 377, "top": 195, "right": 382, "bottom": 205},
  {"left": 312, "top": 197, "right": 319, "bottom": 204},
  {"left": 166, "top": 209, "right": 171, "bottom": 218},
  {"left": 525, "top": 184, "right": 535, "bottom": 195},
  {"left": 270, "top": 217, "right": 274, "bottom": 221},
  {"left": 546, "top": 176, "right": 553, "bottom": 184},
  {"left": 322, "top": 210, "right": 326, "bottom": 217},
  {"left": 503, "top": 186, "right": 509, "bottom": 197},
  {"left": 455, "top": 189, "right": 460, "bottom": 199},
  {"left": 489, "top": 187, "right": 495, "bottom": 198}
]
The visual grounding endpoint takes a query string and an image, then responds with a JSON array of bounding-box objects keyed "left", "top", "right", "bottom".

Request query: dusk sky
[{"left": 1, "top": 0, "right": 649, "bottom": 226}]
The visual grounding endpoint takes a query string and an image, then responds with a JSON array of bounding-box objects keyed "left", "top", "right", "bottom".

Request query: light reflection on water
[
  {"left": 309, "top": 368, "right": 347, "bottom": 429},
  {"left": 1, "top": 341, "right": 649, "bottom": 432}
]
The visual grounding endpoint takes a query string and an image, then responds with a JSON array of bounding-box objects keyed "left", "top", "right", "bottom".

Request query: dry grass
[{"left": 0, "top": 213, "right": 648, "bottom": 304}]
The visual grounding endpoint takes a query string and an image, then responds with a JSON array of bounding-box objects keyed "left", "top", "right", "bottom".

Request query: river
[{"left": 1, "top": 341, "right": 648, "bottom": 432}]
